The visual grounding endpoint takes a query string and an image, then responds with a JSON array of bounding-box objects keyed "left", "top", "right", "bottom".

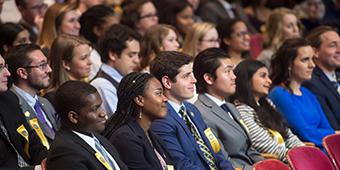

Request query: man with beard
[{"left": 7, "top": 44, "right": 58, "bottom": 146}]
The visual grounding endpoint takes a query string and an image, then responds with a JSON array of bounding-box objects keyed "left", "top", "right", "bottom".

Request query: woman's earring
[{"left": 139, "top": 111, "right": 142, "bottom": 119}]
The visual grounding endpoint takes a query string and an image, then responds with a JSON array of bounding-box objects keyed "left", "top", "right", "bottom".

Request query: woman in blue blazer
[{"left": 103, "top": 72, "right": 173, "bottom": 170}]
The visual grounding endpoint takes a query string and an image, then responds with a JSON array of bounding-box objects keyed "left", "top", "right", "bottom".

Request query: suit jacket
[
  {"left": 303, "top": 67, "right": 340, "bottom": 130},
  {"left": 108, "top": 119, "right": 173, "bottom": 170},
  {"left": 194, "top": 94, "right": 264, "bottom": 169},
  {"left": 0, "top": 91, "right": 47, "bottom": 169},
  {"left": 151, "top": 102, "right": 234, "bottom": 170},
  {"left": 11, "top": 87, "right": 59, "bottom": 141},
  {"left": 47, "top": 129, "right": 128, "bottom": 170}
]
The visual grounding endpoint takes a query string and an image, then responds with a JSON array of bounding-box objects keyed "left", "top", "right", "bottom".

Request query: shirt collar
[
  {"left": 101, "top": 64, "right": 123, "bottom": 82},
  {"left": 12, "top": 85, "right": 37, "bottom": 108},
  {"left": 204, "top": 93, "right": 225, "bottom": 106},
  {"left": 324, "top": 71, "right": 337, "bottom": 82},
  {"left": 167, "top": 100, "right": 184, "bottom": 113}
]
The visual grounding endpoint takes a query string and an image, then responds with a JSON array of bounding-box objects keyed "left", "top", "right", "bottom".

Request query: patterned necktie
[
  {"left": 0, "top": 119, "right": 29, "bottom": 167},
  {"left": 34, "top": 100, "right": 55, "bottom": 137},
  {"left": 94, "top": 137, "right": 116, "bottom": 170},
  {"left": 179, "top": 106, "right": 217, "bottom": 170},
  {"left": 331, "top": 81, "right": 340, "bottom": 95},
  {"left": 221, "top": 103, "right": 234, "bottom": 120}
]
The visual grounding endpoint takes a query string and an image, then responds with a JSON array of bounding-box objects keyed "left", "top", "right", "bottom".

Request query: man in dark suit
[
  {"left": 7, "top": 44, "right": 58, "bottom": 145},
  {"left": 47, "top": 81, "right": 128, "bottom": 170},
  {"left": 150, "top": 51, "right": 234, "bottom": 170},
  {"left": 0, "top": 54, "right": 47, "bottom": 169},
  {"left": 303, "top": 26, "right": 340, "bottom": 130},
  {"left": 193, "top": 48, "right": 264, "bottom": 170}
]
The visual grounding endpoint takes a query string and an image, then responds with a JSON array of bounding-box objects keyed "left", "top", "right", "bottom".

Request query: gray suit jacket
[
  {"left": 11, "top": 87, "right": 59, "bottom": 142},
  {"left": 194, "top": 94, "right": 264, "bottom": 170}
]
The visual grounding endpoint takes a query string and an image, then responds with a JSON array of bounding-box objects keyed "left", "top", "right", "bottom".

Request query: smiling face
[
  {"left": 225, "top": 21, "right": 250, "bottom": 53},
  {"left": 76, "top": 92, "right": 107, "bottom": 133},
  {"left": 251, "top": 67, "right": 272, "bottom": 101},
  {"left": 0, "top": 56, "right": 11, "bottom": 93},
  {"left": 136, "top": 2, "right": 158, "bottom": 35},
  {"left": 176, "top": 6, "right": 194, "bottom": 36},
  {"left": 140, "top": 78, "right": 168, "bottom": 120},
  {"left": 60, "top": 10, "right": 81, "bottom": 36},
  {"left": 161, "top": 29, "right": 179, "bottom": 51},
  {"left": 290, "top": 45, "right": 315, "bottom": 84},
  {"left": 198, "top": 28, "right": 220, "bottom": 53},
  {"left": 315, "top": 31, "right": 340, "bottom": 72},
  {"left": 64, "top": 44, "right": 92, "bottom": 80},
  {"left": 166, "top": 62, "right": 196, "bottom": 104}
]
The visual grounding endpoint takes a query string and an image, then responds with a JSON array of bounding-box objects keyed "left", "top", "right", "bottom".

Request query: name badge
[
  {"left": 29, "top": 118, "right": 50, "bottom": 149},
  {"left": 95, "top": 152, "right": 112, "bottom": 170},
  {"left": 166, "top": 165, "right": 174, "bottom": 170},
  {"left": 17, "top": 125, "right": 30, "bottom": 157},
  {"left": 204, "top": 127, "right": 220, "bottom": 153}
]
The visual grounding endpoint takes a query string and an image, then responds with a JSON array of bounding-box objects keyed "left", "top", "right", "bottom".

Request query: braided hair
[{"left": 103, "top": 72, "right": 154, "bottom": 138}]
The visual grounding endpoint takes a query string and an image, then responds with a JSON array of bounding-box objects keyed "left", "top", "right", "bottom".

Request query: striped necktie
[
  {"left": 179, "top": 106, "right": 217, "bottom": 170},
  {"left": 94, "top": 136, "right": 116, "bottom": 170},
  {"left": 34, "top": 99, "right": 55, "bottom": 137}
]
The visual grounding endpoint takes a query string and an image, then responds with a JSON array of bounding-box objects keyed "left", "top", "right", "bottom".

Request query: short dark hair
[
  {"left": 270, "top": 38, "right": 311, "bottom": 89},
  {"left": 97, "top": 24, "right": 141, "bottom": 63},
  {"left": 150, "top": 51, "right": 193, "bottom": 83},
  {"left": 306, "top": 25, "right": 338, "bottom": 49},
  {"left": 79, "top": 5, "right": 116, "bottom": 45},
  {"left": 6, "top": 44, "right": 41, "bottom": 83},
  {"left": 193, "top": 48, "right": 229, "bottom": 94},
  {"left": 121, "top": 0, "right": 150, "bottom": 29},
  {"left": 55, "top": 80, "right": 98, "bottom": 125},
  {"left": 217, "top": 18, "right": 246, "bottom": 51},
  {"left": 0, "top": 23, "right": 26, "bottom": 55}
]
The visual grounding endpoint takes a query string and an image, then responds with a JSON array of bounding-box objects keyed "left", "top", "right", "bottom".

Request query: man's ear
[
  {"left": 203, "top": 73, "right": 214, "bottom": 85},
  {"left": 134, "top": 96, "right": 144, "bottom": 107},
  {"left": 162, "top": 76, "right": 172, "bottom": 90},
  {"left": 68, "top": 111, "right": 78, "bottom": 124},
  {"left": 17, "top": 68, "right": 29, "bottom": 80},
  {"left": 108, "top": 50, "right": 118, "bottom": 62}
]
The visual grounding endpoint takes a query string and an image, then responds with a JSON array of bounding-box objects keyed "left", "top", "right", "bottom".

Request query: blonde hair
[
  {"left": 48, "top": 34, "right": 90, "bottom": 92},
  {"left": 265, "top": 8, "right": 300, "bottom": 50},
  {"left": 38, "top": 3, "right": 77, "bottom": 49},
  {"left": 182, "top": 22, "right": 215, "bottom": 57}
]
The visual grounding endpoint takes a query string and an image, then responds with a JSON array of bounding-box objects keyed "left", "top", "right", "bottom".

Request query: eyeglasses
[
  {"left": 28, "top": 3, "right": 48, "bottom": 11},
  {"left": 200, "top": 38, "right": 221, "bottom": 44},
  {"left": 22, "top": 62, "right": 49, "bottom": 70},
  {"left": 0, "top": 64, "right": 8, "bottom": 73},
  {"left": 232, "top": 31, "right": 250, "bottom": 38},
  {"left": 139, "top": 13, "right": 158, "bottom": 20}
]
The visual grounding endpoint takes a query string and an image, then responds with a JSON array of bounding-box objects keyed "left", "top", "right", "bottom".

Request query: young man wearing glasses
[{"left": 7, "top": 44, "right": 58, "bottom": 145}]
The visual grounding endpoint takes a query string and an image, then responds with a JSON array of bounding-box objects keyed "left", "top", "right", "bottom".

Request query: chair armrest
[{"left": 260, "top": 153, "right": 278, "bottom": 159}]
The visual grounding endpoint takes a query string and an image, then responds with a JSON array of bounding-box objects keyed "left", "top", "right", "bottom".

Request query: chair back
[
  {"left": 253, "top": 159, "right": 290, "bottom": 170},
  {"left": 287, "top": 146, "right": 335, "bottom": 170},
  {"left": 323, "top": 134, "right": 340, "bottom": 170}
]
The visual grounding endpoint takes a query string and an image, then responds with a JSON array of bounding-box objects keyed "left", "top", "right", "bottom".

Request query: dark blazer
[
  {"left": 0, "top": 91, "right": 47, "bottom": 169},
  {"left": 303, "top": 66, "right": 340, "bottom": 130},
  {"left": 195, "top": 94, "right": 264, "bottom": 170},
  {"left": 108, "top": 119, "right": 173, "bottom": 170},
  {"left": 47, "top": 129, "right": 128, "bottom": 170},
  {"left": 11, "top": 87, "right": 59, "bottom": 142},
  {"left": 151, "top": 102, "right": 234, "bottom": 170}
]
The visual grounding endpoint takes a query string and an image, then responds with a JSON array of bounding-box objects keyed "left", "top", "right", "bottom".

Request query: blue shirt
[
  {"left": 91, "top": 64, "right": 123, "bottom": 117},
  {"left": 269, "top": 86, "right": 334, "bottom": 148}
]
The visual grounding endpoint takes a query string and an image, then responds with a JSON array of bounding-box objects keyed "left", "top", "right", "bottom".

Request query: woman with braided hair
[{"left": 103, "top": 72, "right": 173, "bottom": 170}]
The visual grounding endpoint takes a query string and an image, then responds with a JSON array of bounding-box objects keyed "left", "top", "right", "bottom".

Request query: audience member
[
  {"left": 150, "top": 51, "right": 234, "bottom": 169},
  {"left": 7, "top": 44, "right": 59, "bottom": 145},
  {"left": 182, "top": 22, "right": 220, "bottom": 57},
  {"left": 303, "top": 26, "right": 340, "bottom": 130},
  {"left": 76, "top": 0, "right": 105, "bottom": 13},
  {"left": 91, "top": 24, "right": 141, "bottom": 117},
  {"left": 0, "top": 54, "right": 47, "bottom": 169},
  {"left": 217, "top": 18, "right": 251, "bottom": 66},
  {"left": 231, "top": 59, "right": 304, "bottom": 162},
  {"left": 79, "top": 4, "right": 119, "bottom": 79},
  {"left": 193, "top": 48, "right": 264, "bottom": 169},
  {"left": 257, "top": 8, "right": 301, "bottom": 67},
  {"left": 294, "top": 0, "right": 325, "bottom": 34},
  {"left": 0, "top": 22, "right": 31, "bottom": 56},
  {"left": 15, "top": 0, "right": 47, "bottom": 43},
  {"left": 140, "top": 24, "right": 180, "bottom": 72},
  {"left": 104, "top": 72, "right": 173, "bottom": 169},
  {"left": 121, "top": 0, "right": 158, "bottom": 36},
  {"left": 45, "top": 34, "right": 92, "bottom": 106},
  {"left": 243, "top": 0, "right": 272, "bottom": 33},
  {"left": 47, "top": 81, "right": 128, "bottom": 170},
  {"left": 38, "top": 3, "right": 80, "bottom": 51},
  {"left": 155, "top": 0, "right": 194, "bottom": 43},
  {"left": 269, "top": 38, "right": 335, "bottom": 150}
]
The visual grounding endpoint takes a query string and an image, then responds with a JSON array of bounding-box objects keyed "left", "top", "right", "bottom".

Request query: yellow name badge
[
  {"left": 204, "top": 127, "right": 220, "bottom": 153},
  {"left": 29, "top": 118, "right": 50, "bottom": 150},
  {"left": 95, "top": 152, "right": 112, "bottom": 170},
  {"left": 166, "top": 165, "right": 174, "bottom": 170},
  {"left": 17, "top": 125, "right": 30, "bottom": 157}
]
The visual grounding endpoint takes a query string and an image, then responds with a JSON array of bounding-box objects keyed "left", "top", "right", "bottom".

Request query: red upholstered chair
[
  {"left": 249, "top": 33, "right": 263, "bottom": 59},
  {"left": 253, "top": 159, "right": 290, "bottom": 170},
  {"left": 287, "top": 146, "right": 335, "bottom": 170},
  {"left": 323, "top": 134, "right": 340, "bottom": 170}
]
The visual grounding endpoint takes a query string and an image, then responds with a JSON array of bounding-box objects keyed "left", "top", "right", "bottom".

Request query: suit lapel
[
  {"left": 315, "top": 67, "right": 340, "bottom": 102},
  {"left": 38, "top": 97, "right": 57, "bottom": 130}
]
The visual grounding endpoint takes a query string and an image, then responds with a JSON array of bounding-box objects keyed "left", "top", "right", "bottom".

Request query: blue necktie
[{"left": 94, "top": 137, "right": 116, "bottom": 170}]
